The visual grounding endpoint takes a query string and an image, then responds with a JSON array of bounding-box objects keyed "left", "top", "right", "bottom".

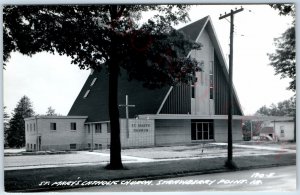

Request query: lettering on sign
[{"left": 131, "top": 122, "right": 152, "bottom": 133}]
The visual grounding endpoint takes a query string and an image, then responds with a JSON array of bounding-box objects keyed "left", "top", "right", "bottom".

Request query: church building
[{"left": 25, "top": 16, "right": 244, "bottom": 151}]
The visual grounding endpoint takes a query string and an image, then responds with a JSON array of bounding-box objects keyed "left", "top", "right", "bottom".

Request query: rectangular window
[
  {"left": 71, "top": 122, "right": 76, "bottom": 130},
  {"left": 27, "top": 143, "right": 29, "bottom": 149},
  {"left": 88, "top": 143, "right": 91, "bottom": 149},
  {"left": 34, "top": 144, "right": 36, "bottom": 150},
  {"left": 83, "top": 90, "right": 90, "bottom": 99},
  {"left": 50, "top": 123, "right": 56, "bottom": 130},
  {"left": 33, "top": 123, "right": 35, "bottom": 131},
  {"left": 95, "top": 124, "right": 102, "bottom": 133},
  {"left": 107, "top": 123, "right": 111, "bottom": 133},
  {"left": 90, "top": 78, "right": 97, "bottom": 86},
  {"left": 30, "top": 124, "right": 32, "bottom": 131},
  {"left": 107, "top": 144, "right": 110, "bottom": 149},
  {"left": 99, "top": 144, "right": 102, "bottom": 150},
  {"left": 70, "top": 144, "right": 77, "bottom": 150}
]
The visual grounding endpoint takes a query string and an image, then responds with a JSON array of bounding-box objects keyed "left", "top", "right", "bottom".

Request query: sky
[{"left": 2, "top": 4, "right": 295, "bottom": 116}]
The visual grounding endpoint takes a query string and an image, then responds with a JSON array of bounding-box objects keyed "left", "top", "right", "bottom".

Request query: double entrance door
[{"left": 191, "top": 120, "right": 214, "bottom": 140}]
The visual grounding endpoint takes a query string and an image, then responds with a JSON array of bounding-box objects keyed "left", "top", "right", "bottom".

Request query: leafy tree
[
  {"left": 46, "top": 106, "right": 57, "bottom": 116},
  {"left": 268, "top": 4, "right": 295, "bottom": 91},
  {"left": 255, "top": 96, "right": 296, "bottom": 116},
  {"left": 3, "top": 106, "right": 10, "bottom": 147},
  {"left": 242, "top": 120, "right": 264, "bottom": 140},
  {"left": 3, "top": 5, "right": 201, "bottom": 169},
  {"left": 6, "top": 96, "right": 35, "bottom": 148}
]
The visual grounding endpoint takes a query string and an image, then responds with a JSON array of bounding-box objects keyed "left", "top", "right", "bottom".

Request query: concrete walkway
[
  {"left": 211, "top": 143, "right": 296, "bottom": 152},
  {"left": 4, "top": 142, "right": 296, "bottom": 171}
]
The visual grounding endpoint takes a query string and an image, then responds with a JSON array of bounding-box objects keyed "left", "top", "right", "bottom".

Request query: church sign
[
  {"left": 131, "top": 123, "right": 152, "bottom": 133},
  {"left": 120, "top": 119, "right": 155, "bottom": 147}
]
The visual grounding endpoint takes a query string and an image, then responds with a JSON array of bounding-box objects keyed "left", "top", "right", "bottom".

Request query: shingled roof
[
  {"left": 68, "top": 16, "right": 244, "bottom": 122},
  {"left": 68, "top": 70, "right": 170, "bottom": 122}
]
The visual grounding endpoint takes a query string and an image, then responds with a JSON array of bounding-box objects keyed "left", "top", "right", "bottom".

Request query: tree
[
  {"left": 3, "top": 106, "right": 10, "bottom": 147},
  {"left": 268, "top": 4, "right": 295, "bottom": 91},
  {"left": 6, "top": 96, "right": 35, "bottom": 148},
  {"left": 256, "top": 96, "right": 296, "bottom": 116},
  {"left": 4, "top": 5, "right": 201, "bottom": 169},
  {"left": 242, "top": 120, "right": 264, "bottom": 140},
  {"left": 46, "top": 106, "right": 57, "bottom": 116}
]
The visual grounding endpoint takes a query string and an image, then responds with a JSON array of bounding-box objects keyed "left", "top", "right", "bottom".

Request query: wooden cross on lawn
[{"left": 119, "top": 95, "right": 135, "bottom": 138}]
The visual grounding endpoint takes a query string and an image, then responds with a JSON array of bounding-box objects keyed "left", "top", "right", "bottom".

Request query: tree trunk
[
  {"left": 106, "top": 37, "right": 124, "bottom": 170},
  {"left": 105, "top": 5, "right": 124, "bottom": 170},
  {"left": 106, "top": 62, "right": 123, "bottom": 169}
]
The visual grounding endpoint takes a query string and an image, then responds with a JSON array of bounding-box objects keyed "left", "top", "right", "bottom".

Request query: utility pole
[{"left": 219, "top": 7, "right": 243, "bottom": 170}]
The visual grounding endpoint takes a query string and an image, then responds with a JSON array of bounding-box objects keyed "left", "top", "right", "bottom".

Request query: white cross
[{"left": 119, "top": 95, "right": 135, "bottom": 138}]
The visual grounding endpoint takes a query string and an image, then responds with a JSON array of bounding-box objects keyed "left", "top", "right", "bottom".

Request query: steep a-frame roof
[
  {"left": 68, "top": 70, "right": 170, "bottom": 122},
  {"left": 68, "top": 16, "right": 244, "bottom": 122},
  {"left": 179, "top": 16, "right": 209, "bottom": 41},
  {"left": 178, "top": 16, "right": 244, "bottom": 115}
]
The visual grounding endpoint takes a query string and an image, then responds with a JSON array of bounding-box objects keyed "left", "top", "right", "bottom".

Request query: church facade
[{"left": 25, "top": 16, "right": 244, "bottom": 151}]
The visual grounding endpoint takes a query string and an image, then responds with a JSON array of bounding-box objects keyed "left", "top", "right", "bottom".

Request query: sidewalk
[
  {"left": 4, "top": 142, "right": 296, "bottom": 170},
  {"left": 5, "top": 152, "right": 296, "bottom": 192}
]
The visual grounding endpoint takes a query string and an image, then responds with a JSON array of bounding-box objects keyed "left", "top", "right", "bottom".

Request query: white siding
[
  {"left": 190, "top": 28, "right": 215, "bottom": 115},
  {"left": 155, "top": 119, "right": 191, "bottom": 145},
  {"left": 214, "top": 119, "right": 243, "bottom": 142}
]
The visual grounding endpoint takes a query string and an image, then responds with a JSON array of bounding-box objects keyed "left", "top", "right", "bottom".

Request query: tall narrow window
[
  {"left": 71, "top": 122, "right": 76, "bottom": 130},
  {"left": 280, "top": 126, "right": 285, "bottom": 137},
  {"left": 85, "top": 124, "right": 90, "bottom": 134},
  {"left": 95, "top": 124, "right": 102, "bottom": 133},
  {"left": 50, "top": 123, "right": 56, "bottom": 130},
  {"left": 107, "top": 123, "right": 111, "bottom": 133},
  {"left": 191, "top": 85, "right": 195, "bottom": 98},
  {"left": 209, "top": 61, "right": 214, "bottom": 99},
  {"left": 90, "top": 78, "right": 97, "bottom": 86}
]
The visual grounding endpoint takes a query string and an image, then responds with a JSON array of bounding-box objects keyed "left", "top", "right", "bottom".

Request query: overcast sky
[{"left": 2, "top": 4, "right": 295, "bottom": 116}]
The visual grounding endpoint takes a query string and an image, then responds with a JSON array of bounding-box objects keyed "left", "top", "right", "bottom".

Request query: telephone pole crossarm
[{"left": 219, "top": 7, "right": 244, "bottom": 20}]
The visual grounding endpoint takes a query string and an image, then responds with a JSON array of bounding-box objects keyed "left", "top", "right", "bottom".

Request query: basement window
[
  {"left": 70, "top": 144, "right": 77, "bottom": 150},
  {"left": 83, "top": 90, "right": 90, "bottom": 99}
]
